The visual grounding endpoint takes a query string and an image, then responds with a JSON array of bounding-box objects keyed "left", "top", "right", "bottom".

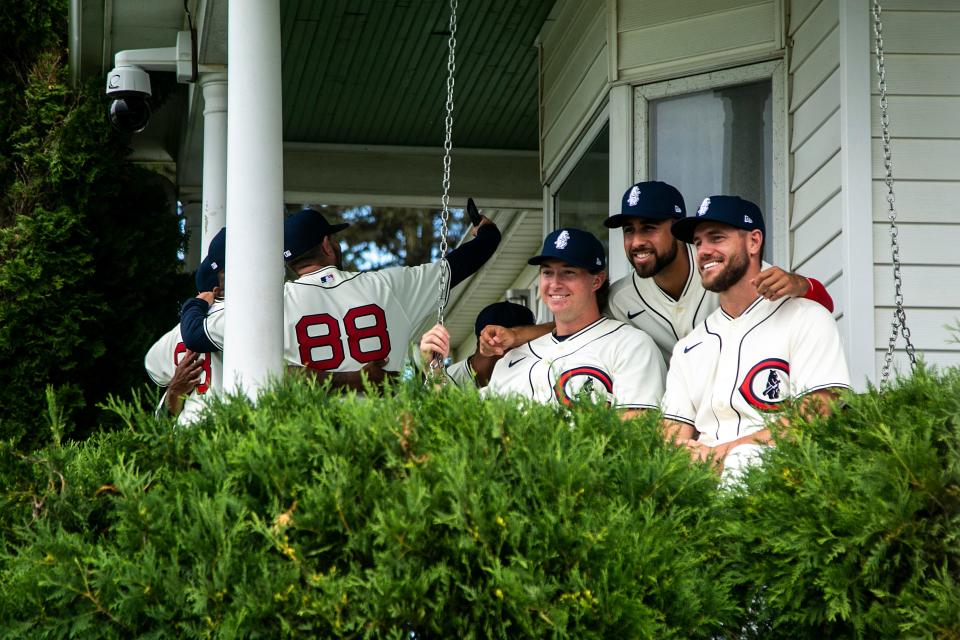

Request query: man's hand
[
  {"left": 165, "top": 350, "right": 204, "bottom": 416},
  {"left": 470, "top": 215, "right": 493, "bottom": 237},
  {"left": 752, "top": 267, "right": 809, "bottom": 301},
  {"left": 678, "top": 438, "right": 724, "bottom": 474},
  {"left": 419, "top": 324, "right": 451, "bottom": 367},
  {"left": 196, "top": 290, "right": 216, "bottom": 305},
  {"left": 479, "top": 325, "right": 518, "bottom": 357}
]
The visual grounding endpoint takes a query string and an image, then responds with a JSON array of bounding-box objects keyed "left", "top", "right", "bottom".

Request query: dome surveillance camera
[{"left": 105, "top": 65, "right": 153, "bottom": 133}]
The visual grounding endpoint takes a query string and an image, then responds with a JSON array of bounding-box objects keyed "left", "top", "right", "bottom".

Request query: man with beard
[
  {"left": 660, "top": 196, "right": 850, "bottom": 480},
  {"left": 481, "top": 181, "right": 832, "bottom": 365}
]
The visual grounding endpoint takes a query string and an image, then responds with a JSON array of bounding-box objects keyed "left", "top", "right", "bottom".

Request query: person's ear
[{"left": 592, "top": 271, "right": 606, "bottom": 292}]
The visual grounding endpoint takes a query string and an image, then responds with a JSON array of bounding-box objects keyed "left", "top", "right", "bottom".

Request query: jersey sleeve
[
  {"left": 611, "top": 328, "right": 666, "bottom": 410},
  {"left": 379, "top": 262, "right": 449, "bottom": 329},
  {"left": 802, "top": 277, "right": 834, "bottom": 313},
  {"left": 660, "top": 340, "right": 697, "bottom": 425},
  {"left": 788, "top": 302, "right": 852, "bottom": 396},
  {"left": 144, "top": 325, "right": 182, "bottom": 387}
]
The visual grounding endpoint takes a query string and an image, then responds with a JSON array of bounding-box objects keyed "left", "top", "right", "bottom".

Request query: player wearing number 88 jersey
[
  {"left": 180, "top": 209, "right": 501, "bottom": 389},
  {"left": 281, "top": 208, "right": 500, "bottom": 382}
]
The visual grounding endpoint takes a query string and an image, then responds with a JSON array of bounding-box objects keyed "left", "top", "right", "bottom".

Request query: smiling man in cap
[
  {"left": 661, "top": 196, "right": 851, "bottom": 481},
  {"left": 484, "top": 228, "right": 665, "bottom": 415}
]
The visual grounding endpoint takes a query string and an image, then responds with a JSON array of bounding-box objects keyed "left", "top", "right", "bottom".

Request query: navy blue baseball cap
[
  {"left": 283, "top": 208, "right": 350, "bottom": 262},
  {"left": 528, "top": 228, "right": 605, "bottom": 272},
  {"left": 604, "top": 181, "right": 686, "bottom": 228},
  {"left": 474, "top": 301, "right": 535, "bottom": 337},
  {"left": 671, "top": 195, "right": 765, "bottom": 244},
  {"left": 195, "top": 227, "right": 226, "bottom": 292}
]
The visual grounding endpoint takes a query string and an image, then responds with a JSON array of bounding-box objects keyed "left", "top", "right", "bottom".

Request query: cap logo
[
  {"left": 209, "top": 261, "right": 219, "bottom": 270},
  {"left": 697, "top": 198, "right": 711, "bottom": 216},
  {"left": 595, "top": 257, "right": 602, "bottom": 266},
  {"left": 554, "top": 230, "right": 570, "bottom": 249},
  {"left": 283, "top": 249, "right": 292, "bottom": 258},
  {"left": 674, "top": 205, "right": 682, "bottom": 213},
  {"left": 627, "top": 186, "right": 641, "bottom": 207},
  {"left": 744, "top": 215, "right": 753, "bottom": 224}
]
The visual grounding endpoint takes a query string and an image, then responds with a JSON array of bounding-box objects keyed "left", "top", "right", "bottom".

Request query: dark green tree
[{"left": 0, "top": 0, "right": 186, "bottom": 449}]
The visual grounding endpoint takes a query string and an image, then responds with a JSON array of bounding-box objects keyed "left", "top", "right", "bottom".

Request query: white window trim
[
  {"left": 542, "top": 102, "right": 611, "bottom": 322},
  {"left": 631, "top": 60, "right": 789, "bottom": 268}
]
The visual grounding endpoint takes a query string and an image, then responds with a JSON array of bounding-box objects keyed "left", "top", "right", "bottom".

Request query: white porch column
[
  {"left": 181, "top": 199, "right": 203, "bottom": 270},
  {"left": 223, "top": 0, "right": 285, "bottom": 396},
  {"left": 200, "top": 72, "right": 228, "bottom": 252},
  {"left": 839, "top": 0, "right": 876, "bottom": 390}
]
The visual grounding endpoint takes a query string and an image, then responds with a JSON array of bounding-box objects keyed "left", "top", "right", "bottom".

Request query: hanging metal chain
[
  {"left": 428, "top": 0, "right": 459, "bottom": 376},
  {"left": 874, "top": 0, "right": 917, "bottom": 388},
  {"left": 435, "top": 0, "right": 458, "bottom": 326}
]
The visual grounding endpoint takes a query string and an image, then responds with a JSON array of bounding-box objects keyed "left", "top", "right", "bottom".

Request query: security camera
[
  {"left": 106, "top": 65, "right": 153, "bottom": 133},
  {"left": 105, "top": 31, "right": 195, "bottom": 133}
]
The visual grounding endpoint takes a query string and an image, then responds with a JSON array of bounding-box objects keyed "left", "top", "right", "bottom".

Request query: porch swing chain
[
  {"left": 436, "top": 0, "right": 459, "bottom": 329},
  {"left": 874, "top": 0, "right": 917, "bottom": 387}
]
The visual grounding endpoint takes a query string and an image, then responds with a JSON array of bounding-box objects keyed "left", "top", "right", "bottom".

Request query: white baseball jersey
[
  {"left": 661, "top": 296, "right": 850, "bottom": 452},
  {"left": 607, "top": 244, "right": 777, "bottom": 364},
  {"left": 144, "top": 301, "right": 224, "bottom": 425},
  {"left": 282, "top": 262, "right": 450, "bottom": 372},
  {"left": 485, "top": 317, "right": 666, "bottom": 410},
  {"left": 441, "top": 357, "right": 477, "bottom": 388}
]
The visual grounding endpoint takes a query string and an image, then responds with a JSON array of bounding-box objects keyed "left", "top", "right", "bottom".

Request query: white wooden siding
[
  {"left": 616, "top": 0, "right": 781, "bottom": 84},
  {"left": 788, "top": 0, "right": 841, "bottom": 310},
  {"left": 540, "top": 0, "right": 608, "bottom": 180},
  {"left": 871, "top": 6, "right": 960, "bottom": 370}
]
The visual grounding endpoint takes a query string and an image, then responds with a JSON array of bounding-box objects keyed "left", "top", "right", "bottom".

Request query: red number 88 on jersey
[{"left": 295, "top": 304, "right": 392, "bottom": 370}]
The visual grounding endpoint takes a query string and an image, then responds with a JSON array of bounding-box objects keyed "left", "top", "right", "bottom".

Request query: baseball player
[
  {"left": 144, "top": 228, "right": 225, "bottom": 424},
  {"left": 419, "top": 301, "right": 535, "bottom": 388},
  {"left": 180, "top": 208, "right": 501, "bottom": 389},
  {"left": 481, "top": 181, "right": 833, "bottom": 365},
  {"left": 660, "top": 196, "right": 851, "bottom": 480},
  {"left": 484, "top": 228, "right": 665, "bottom": 416}
]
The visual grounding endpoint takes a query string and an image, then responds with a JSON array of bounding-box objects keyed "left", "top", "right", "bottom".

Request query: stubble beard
[
  {"left": 702, "top": 249, "right": 749, "bottom": 293},
  {"left": 632, "top": 241, "right": 678, "bottom": 279}
]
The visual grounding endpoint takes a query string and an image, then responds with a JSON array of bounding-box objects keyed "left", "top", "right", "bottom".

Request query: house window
[
  {"left": 634, "top": 61, "right": 786, "bottom": 263},
  {"left": 554, "top": 122, "right": 610, "bottom": 255}
]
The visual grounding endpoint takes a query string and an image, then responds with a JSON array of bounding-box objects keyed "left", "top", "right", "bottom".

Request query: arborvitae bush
[
  {"left": 0, "top": 3, "right": 186, "bottom": 450},
  {"left": 0, "top": 379, "right": 736, "bottom": 638},
  {"left": 2, "top": 368, "right": 957, "bottom": 638},
  {"left": 722, "top": 364, "right": 960, "bottom": 639}
]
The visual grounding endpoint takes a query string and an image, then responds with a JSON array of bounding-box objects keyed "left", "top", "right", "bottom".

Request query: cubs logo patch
[
  {"left": 738, "top": 358, "right": 790, "bottom": 411},
  {"left": 627, "top": 186, "right": 641, "bottom": 206},
  {"left": 554, "top": 230, "right": 570, "bottom": 249},
  {"left": 697, "top": 197, "right": 711, "bottom": 216},
  {"left": 554, "top": 366, "right": 614, "bottom": 406}
]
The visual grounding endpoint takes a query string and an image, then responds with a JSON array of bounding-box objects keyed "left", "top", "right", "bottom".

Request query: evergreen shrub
[
  {"left": 723, "top": 365, "right": 960, "bottom": 639},
  {"left": 0, "top": 379, "right": 736, "bottom": 638}
]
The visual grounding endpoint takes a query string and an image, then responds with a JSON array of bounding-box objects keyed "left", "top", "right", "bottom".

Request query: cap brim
[
  {"left": 329, "top": 222, "right": 349, "bottom": 234},
  {"left": 605, "top": 212, "right": 682, "bottom": 228},
  {"left": 528, "top": 253, "right": 604, "bottom": 272},
  {"left": 670, "top": 217, "right": 702, "bottom": 244}
]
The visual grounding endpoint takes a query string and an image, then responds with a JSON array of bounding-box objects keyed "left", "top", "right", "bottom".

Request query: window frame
[{"left": 630, "top": 59, "right": 789, "bottom": 272}]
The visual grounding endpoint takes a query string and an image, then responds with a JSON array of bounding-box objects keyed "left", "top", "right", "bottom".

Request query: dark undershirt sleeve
[
  {"left": 179, "top": 298, "right": 218, "bottom": 353},
  {"left": 446, "top": 223, "right": 501, "bottom": 288}
]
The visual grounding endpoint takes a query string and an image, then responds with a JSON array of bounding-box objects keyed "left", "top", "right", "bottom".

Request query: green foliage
[
  {"left": 723, "top": 364, "right": 960, "bottom": 639},
  {"left": 0, "top": 379, "right": 735, "bottom": 638},
  {"left": 0, "top": 4, "right": 187, "bottom": 450},
  {"left": 1, "top": 369, "right": 957, "bottom": 638}
]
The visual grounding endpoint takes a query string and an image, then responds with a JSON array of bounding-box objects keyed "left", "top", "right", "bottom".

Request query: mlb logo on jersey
[
  {"left": 739, "top": 358, "right": 790, "bottom": 411},
  {"left": 554, "top": 366, "right": 614, "bottom": 406},
  {"left": 321, "top": 273, "right": 335, "bottom": 284}
]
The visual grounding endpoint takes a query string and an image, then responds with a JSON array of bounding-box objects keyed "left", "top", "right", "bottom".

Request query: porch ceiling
[{"left": 74, "top": 0, "right": 557, "bottom": 174}]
